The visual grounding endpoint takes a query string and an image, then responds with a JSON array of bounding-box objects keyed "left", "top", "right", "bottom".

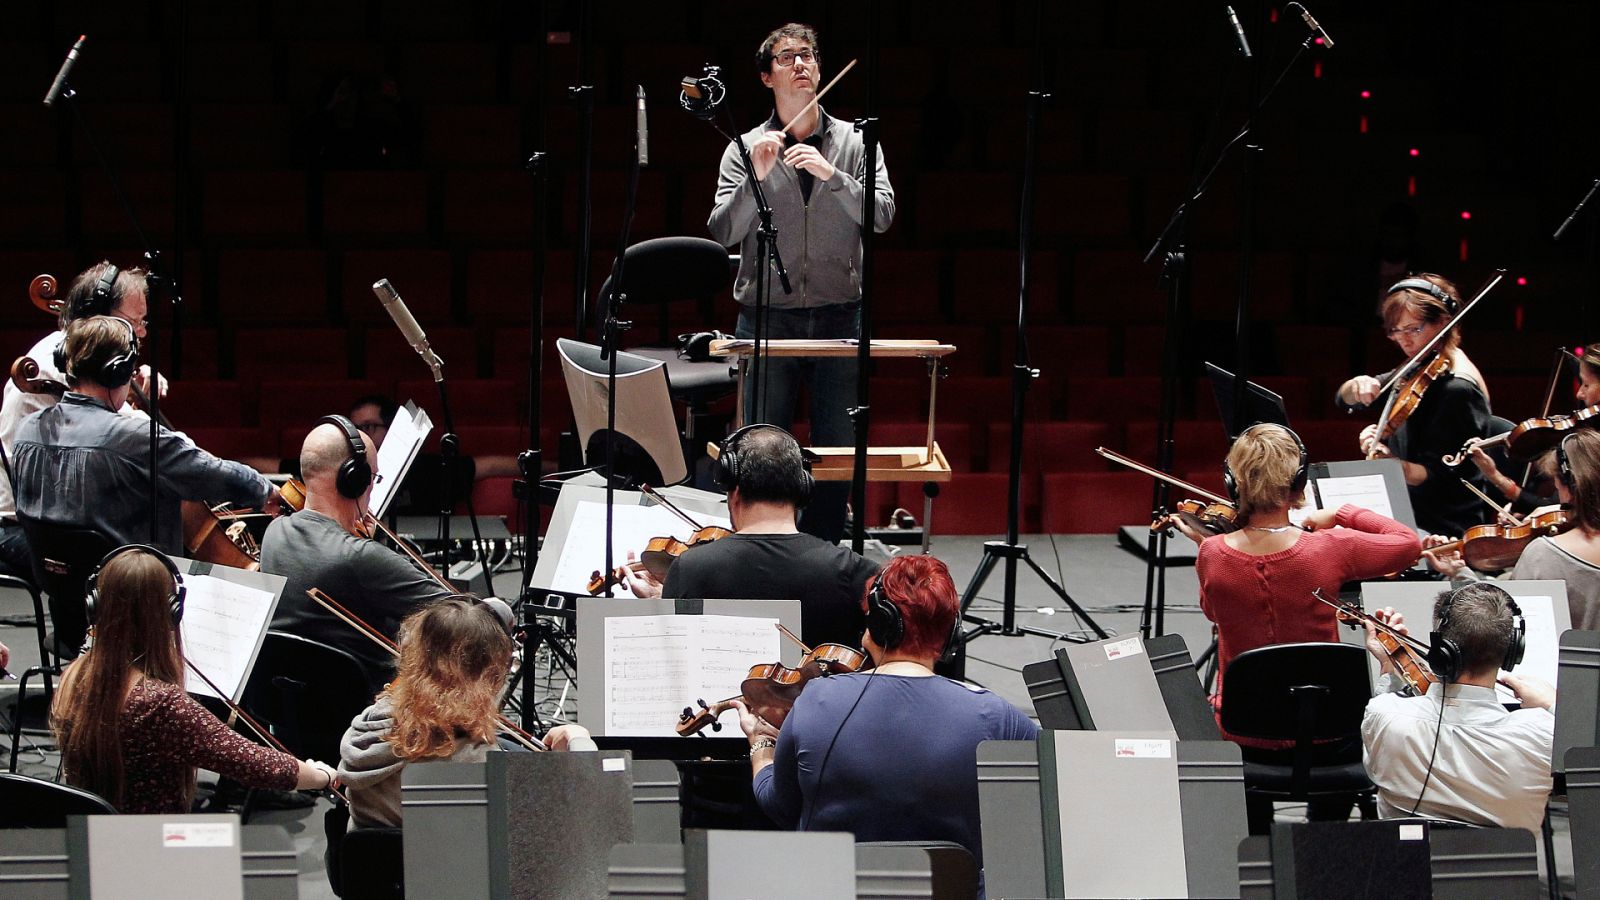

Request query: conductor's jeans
[{"left": 735, "top": 301, "right": 860, "bottom": 545}]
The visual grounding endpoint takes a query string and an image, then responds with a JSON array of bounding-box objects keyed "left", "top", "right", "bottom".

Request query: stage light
[
  {"left": 1360, "top": 90, "right": 1371, "bottom": 99},
  {"left": 1408, "top": 148, "right": 1420, "bottom": 157},
  {"left": 1517, "top": 276, "right": 1528, "bottom": 286}
]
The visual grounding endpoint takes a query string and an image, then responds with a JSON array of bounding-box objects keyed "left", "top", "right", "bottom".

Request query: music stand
[
  {"left": 558, "top": 338, "right": 688, "bottom": 487},
  {"left": 1205, "top": 361, "right": 1292, "bottom": 441}
]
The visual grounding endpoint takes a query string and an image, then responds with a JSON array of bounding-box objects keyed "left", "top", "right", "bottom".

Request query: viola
[
  {"left": 1311, "top": 589, "right": 1435, "bottom": 696},
  {"left": 588, "top": 525, "right": 733, "bottom": 595},
  {"left": 1427, "top": 507, "right": 1573, "bottom": 573},
  {"left": 1441, "top": 403, "right": 1600, "bottom": 467},
  {"left": 676, "top": 625, "right": 867, "bottom": 737}
]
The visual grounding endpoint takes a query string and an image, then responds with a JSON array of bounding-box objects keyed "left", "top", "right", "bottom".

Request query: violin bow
[
  {"left": 1095, "top": 447, "right": 1233, "bottom": 505},
  {"left": 1309, "top": 588, "right": 1431, "bottom": 654},
  {"left": 639, "top": 484, "right": 703, "bottom": 531},
  {"left": 1458, "top": 478, "right": 1522, "bottom": 525},
  {"left": 304, "top": 588, "right": 548, "bottom": 752},
  {"left": 183, "top": 656, "right": 349, "bottom": 803}
]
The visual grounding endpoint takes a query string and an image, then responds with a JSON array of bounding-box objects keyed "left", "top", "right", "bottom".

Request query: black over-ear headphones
[
  {"left": 86, "top": 544, "right": 186, "bottom": 627},
  {"left": 1558, "top": 432, "right": 1577, "bottom": 490},
  {"left": 56, "top": 315, "right": 139, "bottom": 389},
  {"left": 863, "top": 575, "right": 961, "bottom": 661},
  {"left": 1223, "top": 423, "right": 1309, "bottom": 504},
  {"left": 713, "top": 423, "right": 814, "bottom": 507},
  {"left": 1386, "top": 276, "right": 1460, "bottom": 316},
  {"left": 77, "top": 264, "right": 121, "bottom": 320},
  {"left": 1427, "top": 586, "right": 1526, "bottom": 683},
  {"left": 319, "top": 414, "right": 374, "bottom": 500}
]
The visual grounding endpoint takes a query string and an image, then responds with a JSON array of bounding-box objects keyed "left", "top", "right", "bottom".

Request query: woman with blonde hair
[
  {"left": 338, "top": 595, "right": 593, "bottom": 829},
  {"left": 50, "top": 545, "right": 335, "bottom": 813}
]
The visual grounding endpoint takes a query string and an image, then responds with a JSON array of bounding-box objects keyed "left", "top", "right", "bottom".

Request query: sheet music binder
[
  {"left": 0, "top": 823, "right": 296, "bottom": 900},
  {"left": 1238, "top": 822, "right": 1537, "bottom": 900},
  {"left": 1556, "top": 631, "right": 1600, "bottom": 788},
  {"left": 1566, "top": 745, "right": 1600, "bottom": 899},
  {"left": 67, "top": 814, "right": 245, "bottom": 900},
  {"left": 1026, "top": 634, "right": 1214, "bottom": 738},
  {"left": 1057, "top": 636, "right": 1176, "bottom": 732}
]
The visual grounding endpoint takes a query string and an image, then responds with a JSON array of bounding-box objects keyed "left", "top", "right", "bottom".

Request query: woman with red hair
[{"left": 737, "top": 554, "right": 1038, "bottom": 879}]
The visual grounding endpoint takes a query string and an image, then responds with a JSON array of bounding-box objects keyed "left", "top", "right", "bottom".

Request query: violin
[
  {"left": 1441, "top": 404, "right": 1600, "bottom": 467},
  {"left": 675, "top": 624, "right": 868, "bottom": 737},
  {"left": 1311, "top": 589, "right": 1435, "bottom": 696},
  {"left": 587, "top": 525, "right": 733, "bottom": 595},
  {"left": 1426, "top": 507, "right": 1573, "bottom": 573},
  {"left": 1361, "top": 270, "right": 1505, "bottom": 455},
  {"left": 1094, "top": 447, "right": 1241, "bottom": 535}
]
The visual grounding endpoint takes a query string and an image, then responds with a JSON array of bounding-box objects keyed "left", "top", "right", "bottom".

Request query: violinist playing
[
  {"left": 50, "top": 546, "right": 337, "bottom": 814},
  {"left": 260, "top": 417, "right": 453, "bottom": 694},
  {"left": 0, "top": 261, "right": 166, "bottom": 579},
  {"left": 1336, "top": 274, "right": 1493, "bottom": 537},
  {"left": 1173, "top": 424, "right": 1420, "bottom": 829},
  {"left": 617, "top": 424, "right": 876, "bottom": 649},
  {"left": 734, "top": 555, "right": 1037, "bottom": 884},
  {"left": 1509, "top": 430, "right": 1600, "bottom": 628}
]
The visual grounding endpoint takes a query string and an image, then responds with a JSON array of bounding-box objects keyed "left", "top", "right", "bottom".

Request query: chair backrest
[
  {"left": 16, "top": 518, "right": 116, "bottom": 661},
  {"left": 0, "top": 772, "right": 117, "bottom": 826},
  {"left": 242, "top": 631, "right": 375, "bottom": 763},
  {"left": 1219, "top": 642, "right": 1372, "bottom": 743},
  {"left": 595, "top": 236, "right": 732, "bottom": 307}
]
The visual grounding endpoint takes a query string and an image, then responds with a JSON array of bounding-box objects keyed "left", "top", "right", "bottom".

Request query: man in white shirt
[{"left": 1360, "top": 583, "right": 1555, "bottom": 833}]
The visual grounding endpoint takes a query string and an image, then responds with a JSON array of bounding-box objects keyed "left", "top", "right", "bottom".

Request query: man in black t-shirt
[{"left": 620, "top": 425, "right": 876, "bottom": 649}]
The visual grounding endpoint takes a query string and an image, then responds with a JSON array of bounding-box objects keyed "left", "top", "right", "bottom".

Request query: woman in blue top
[{"left": 737, "top": 554, "right": 1039, "bottom": 875}]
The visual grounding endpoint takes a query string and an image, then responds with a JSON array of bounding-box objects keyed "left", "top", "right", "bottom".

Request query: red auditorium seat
[
  {"left": 0, "top": 251, "right": 76, "bottom": 325},
  {"left": 869, "top": 421, "right": 977, "bottom": 472},
  {"left": 1070, "top": 250, "right": 1166, "bottom": 325},
  {"left": 70, "top": 103, "right": 173, "bottom": 169},
  {"left": 164, "top": 327, "right": 222, "bottom": 381},
  {"left": 900, "top": 472, "right": 1039, "bottom": 535},
  {"left": 1293, "top": 419, "right": 1367, "bottom": 465},
  {"left": 1192, "top": 375, "right": 1318, "bottom": 423},
  {"left": 1063, "top": 376, "right": 1161, "bottom": 421},
  {"left": 872, "top": 250, "right": 944, "bottom": 322},
  {"left": 988, "top": 421, "right": 1119, "bottom": 474},
  {"left": 165, "top": 380, "right": 251, "bottom": 429},
  {"left": 939, "top": 376, "right": 1055, "bottom": 427},
  {"left": 1041, "top": 472, "right": 1151, "bottom": 534},
  {"left": 979, "top": 107, "right": 1085, "bottom": 170},
  {"left": 187, "top": 46, "right": 276, "bottom": 102},
  {"left": 564, "top": 171, "right": 669, "bottom": 247},
  {"left": 951, "top": 249, "right": 1063, "bottom": 322},
  {"left": 80, "top": 171, "right": 176, "bottom": 240},
  {"left": 1092, "top": 108, "right": 1196, "bottom": 173},
  {"left": 464, "top": 250, "right": 584, "bottom": 326},
  {"left": 1269, "top": 325, "right": 1358, "bottom": 380},
  {"left": 394, "top": 44, "right": 498, "bottom": 104},
  {"left": 1034, "top": 174, "right": 1131, "bottom": 242},
  {"left": 181, "top": 427, "right": 269, "bottom": 463},
  {"left": 996, "top": 325, "right": 1113, "bottom": 378},
  {"left": 1493, "top": 376, "right": 1553, "bottom": 419},
  {"left": 217, "top": 249, "right": 331, "bottom": 324},
  {"left": 260, "top": 379, "right": 388, "bottom": 434},
  {"left": 420, "top": 104, "right": 523, "bottom": 167},
  {"left": 340, "top": 249, "right": 454, "bottom": 324},
  {"left": 284, "top": 42, "right": 387, "bottom": 100},
  {"left": 232, "top": 328, "right": 351, "bottom": 381},
  {"left": 396, "top": 378, "right": 523, "bottom": 426},
  {"left": 463, "top": 476, "right": 524, "bottom": 530},
  {"left": 202, "top": 171, "right": 308, "bottom": 239},
  {"left": 916, "top": 173, "right": 1017, "bottom": 244},
  {"left": 322, "top": 171, "right": 429, "bottom": 238},
  {"left": 1187, "top": 251, "right": 1295, "bottom": 322},
  {"left": 444, "top": 172, "right": 535, "bottom": 242},
  {"left": 1124, "top": 421, "right": 1231, "bottom": 475},
  {"left": 875, "top": 322, "right": 992, "bottom": 376},
  {"left": 364, "top": 325, "right": 478, "bottom": 380}
]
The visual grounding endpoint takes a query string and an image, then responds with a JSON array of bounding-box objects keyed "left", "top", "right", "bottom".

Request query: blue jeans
[{"left": 735, "top": 303, "right": 860, "bottom": 543}]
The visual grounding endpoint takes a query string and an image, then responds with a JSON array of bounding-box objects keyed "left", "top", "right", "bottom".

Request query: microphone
[
  {"left": 1225, "top": 7, "right": 1252, "bottom": 58},
  {"left": 43, "top": 35, "right": 86, "bottom": 107},
  {"left": 1294, "top": 3, "right": 1335, "bottom": 49},
  {"left": 679, "top": 69, "right": 726, "bottom": 120},
  {"left": 371, "top": 278, "right": 443, "bottom": 381},
  {"left": 635, "top": 85, "right": 649, "bottom": 168}
]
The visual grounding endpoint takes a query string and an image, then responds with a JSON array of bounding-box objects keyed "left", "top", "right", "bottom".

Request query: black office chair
[
  {"left": 0, "top": 772, "right": 117, "bottom": 826},
  {"left": 242, "top": 631, "right": 374, "bottom": 765},
  {"left": 324, "top": 795, "right": 404, "bottom": 900},
  {"left": 2, "top": 573, "right": 53, "bottom": 774},
  {"left": 1220, "top": 642, "right": 1378, "bottom": 833}
]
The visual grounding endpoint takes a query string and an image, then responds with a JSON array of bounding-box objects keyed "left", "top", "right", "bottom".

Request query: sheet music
[
  {"left": 1499, "top": 593, "right": 1558, "bottom": 704},
  {"left": 1313, "top": 473, "right": 1395, "bottom": 520},
  {"left": 181, "top": 574, "right": 278, "bottom": 701},
  {"left": 369, "top": 401, "right": 433, "bottom": 519},
  {"left": 602, "top": 614, "right": 779, "bottom": 736},
  {"left": 547, "top": 500, "right": 732, "bottom": 596}
]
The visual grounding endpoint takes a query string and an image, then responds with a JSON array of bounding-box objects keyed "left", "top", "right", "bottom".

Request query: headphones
[
  {"left": 678, "top": 330, "right": 731, "bottom": 363},
  {"left": 863, "top": 574, "right": 961, "bottom": 662},
  {"left": 319, "top": 414, "right": 374, "bottom": 499},
  {"left": 1386, "top": 276, "right": 1459, "bottom": 316},
  {"left": 85, "top": 544, "right": 186, "bottom": 627},
  {"left": 55, "top": 315, "right": 139, "bottom": 389},
  {"left": 1558, "top": 432, "right": 1577, "bottom": 490},
  {"left": 712, "top": 423, "right": 814, "bottom": 507},
  {"left": 1426, "top": 585, "right": 1526, "bottom": 683},
  {"left": 1223, "top": 423, "right": 1309, "bottom": 504},
  {"left": 71, "top": 264, "right": 122, "bottom": 321}
]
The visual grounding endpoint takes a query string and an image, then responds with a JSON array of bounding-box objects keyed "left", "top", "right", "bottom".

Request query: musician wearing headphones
[
  {"left": 50, "top": 545, "right": 336, "bottom": 813},
  {"left": 11, "top": 316, "right": 273, "bottom": 556},
  {"left": 0, "top": 262, "right": 165, "bottom": 578},
  {"left": 1510, "top": 430, "right": 1600, "bottom": 628},
  {"left": 1360, "top": 584, "right": 1554, "bottom": 832},
  {"left": 618, "top": 424, "right": 876, "bottom": 649},
  {"left": 1336, "top": 273, "right": 1493, "bottom": 537},
  {"left": 261, "top": 418, "right": 454, "bottom": 693},
  {"left": 706, "top": 22, "right": 896, "bottom": 544},
  {"left": 1183, "top": 425, "right": 1421, "bottom": 747},
  {"left": 735, "top": 555, "right": 1037, "bottom": 873}
]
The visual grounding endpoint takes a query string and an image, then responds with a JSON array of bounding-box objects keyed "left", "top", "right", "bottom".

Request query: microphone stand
[
  {"left": 570, "top": 0, "right": 595, "bottom": 342},
  {"left": 1138, "top": 12, "right": 1322, "bottom": 637},
  {"left": 427, "top": 358, "right": 494, "bottom": 596},
  {"left": 849, "top": 2, "right": 881, "bottom": 554},
  {"left": 1553, "top": 177, "right": 1600, "bottom": 340},
  {"left": 48, "top": 40, "right": 180, "bottom": 548},
  {"left": 596, "top": 86, "right": 647, "bottom": 597}
]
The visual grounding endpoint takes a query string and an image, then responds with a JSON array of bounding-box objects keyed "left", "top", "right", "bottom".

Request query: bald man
[{"left": 260, "top": 420, "right": 452, "bottom": 692}]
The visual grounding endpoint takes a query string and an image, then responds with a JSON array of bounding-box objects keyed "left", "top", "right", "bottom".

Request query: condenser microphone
[
  {"left": 43, "top": 35, "right": 86, "bottom": 107},
  {"left": 1225, "top": 7, "right": 1252, "bottom": 58},
  {"left": 679, "top": 69, "right": 727, "bottom": 120},
  {"left": 635, "top": 85, "right": 649, "bottom": 168},
  {"left": 1292, "top": 3, "right": 1335, "bottom": 49},
  {"left": 372, "top": 278, "right": 443, "bottom": 381}
]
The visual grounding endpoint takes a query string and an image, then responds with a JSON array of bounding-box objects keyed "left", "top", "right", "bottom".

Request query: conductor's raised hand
[
  {"left": 751, "top": 130, "right": 785, "bottom": 181},
  {"left": 783, "top": 142, "right": 835, "bottom": 181}
]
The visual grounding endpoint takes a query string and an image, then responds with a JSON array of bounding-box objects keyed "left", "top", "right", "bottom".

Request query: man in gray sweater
[{"left": 707, "top": 22, "right": 895, "bottom": 543}]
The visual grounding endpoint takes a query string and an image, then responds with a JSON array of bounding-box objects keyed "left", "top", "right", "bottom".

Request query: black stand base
[{"left": 951, "top": 540, "right": 1108, "bottom": 677}]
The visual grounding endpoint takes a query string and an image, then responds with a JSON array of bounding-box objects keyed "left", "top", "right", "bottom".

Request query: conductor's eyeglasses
[{"left": 773, "top": 49, "right": 816, "bottom": 67}]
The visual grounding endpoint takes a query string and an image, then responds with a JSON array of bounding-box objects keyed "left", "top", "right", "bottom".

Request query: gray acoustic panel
[
  {"left": 685, "top": 830, "right": 856, "bottom": 900},
  {"left": 976, "top": 740, "right": 1047, "bottom": 900},
  {"left": 403, "top": 762, "right": 493, "bottom": 899},
  {"left": 1236, "top": 823, "right": 1538, "bottom": 900},
  {"left": 491, "top": 751, "right": 635, "bottom": 899},
  {"left": 1556, "top": 631, "right": 1600, "bottom": 783},
  {"left": 1147, "top": 633, "right": 1224, "bottom": 741},
  {"left": 608, "top": 843, "right": 687, "bottom": 900},
  {"left": 1568, "top": 746, "right": 1600, "bottom": 900},
  {"left": 0, "top": 828, "right": 69, "bottom": 900},
  {"left": 631, "top": 758, "right": 683, "bottom": 844},
  {"left": 69, "top": 815, "right": 245, "bottom": 900},
  {"left": 1057, "top": 638, "right": 1175, "bottom": 732},
  {"left": 1236, "top": 835, "right": 1272, "bottom": 900},
  {"left": 856, "top": 842, "right": 977, "bottom": 900},
  {"left": 240, "top": 825, "right": 299, "bottom": 900},
  {"left": 1177, "top": 741, "right": 1247, "bottom": 899}
]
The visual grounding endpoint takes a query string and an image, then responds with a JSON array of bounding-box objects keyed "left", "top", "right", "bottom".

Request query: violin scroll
[{"left": 29, "top": 274, "right": 63, "bottom": 316}]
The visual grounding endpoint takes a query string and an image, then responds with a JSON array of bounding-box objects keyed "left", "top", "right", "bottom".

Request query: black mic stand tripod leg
[{"left": 956, "top": 540, "right": 1110, "bottom": 648}]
